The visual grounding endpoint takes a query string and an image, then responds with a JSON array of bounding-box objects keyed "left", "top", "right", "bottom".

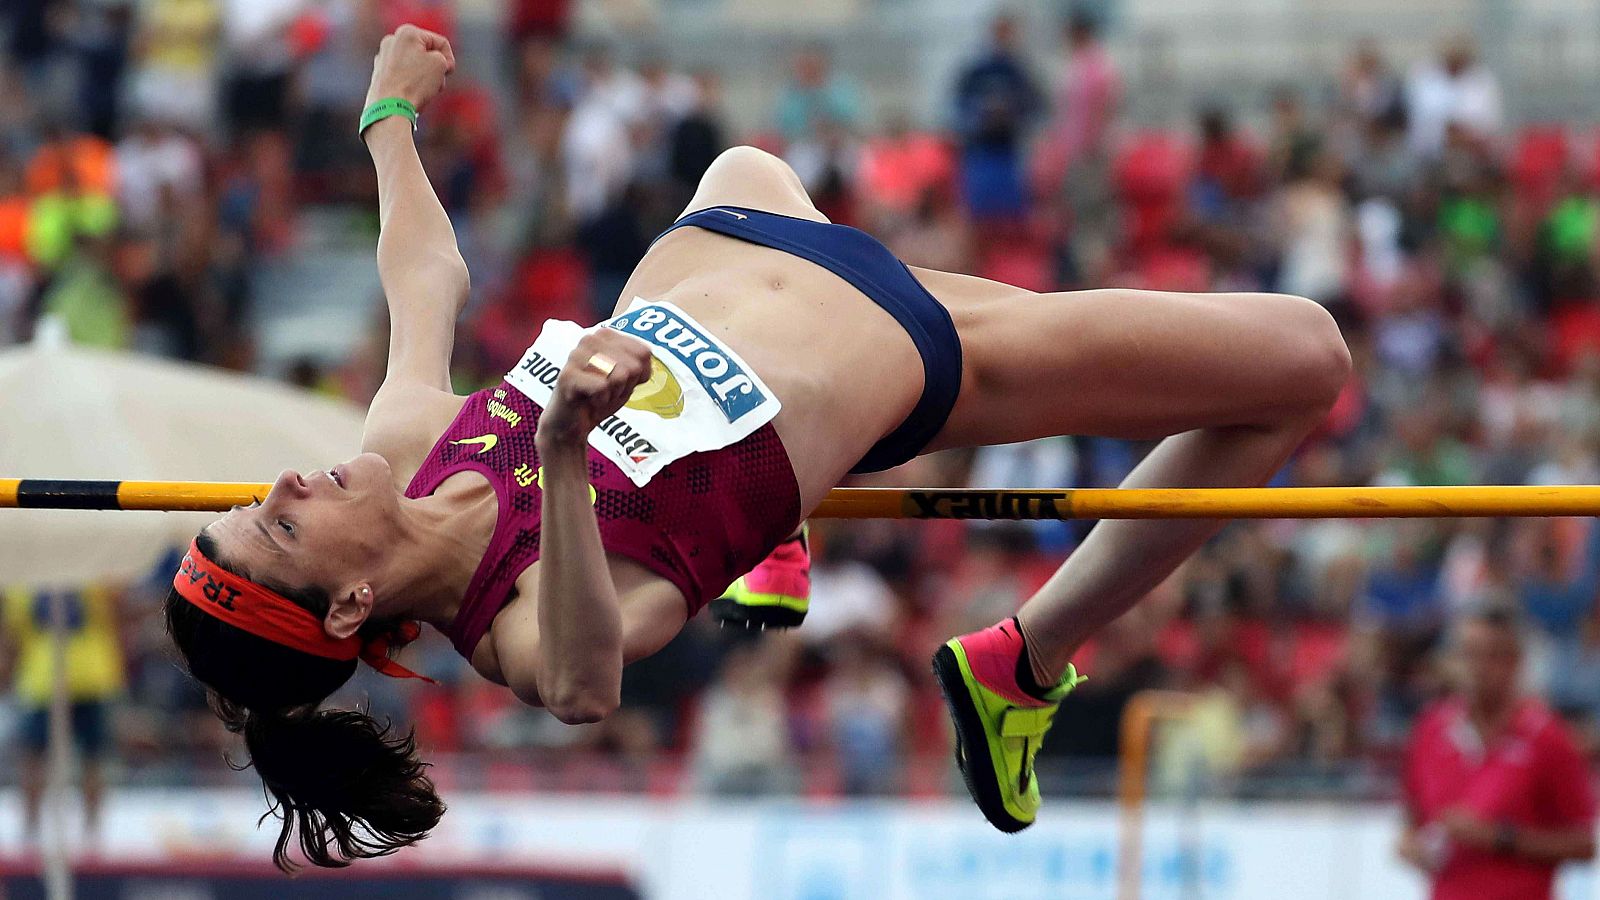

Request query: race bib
[{"left": 505, "top": 299, "right": 782, "bottom": 486}]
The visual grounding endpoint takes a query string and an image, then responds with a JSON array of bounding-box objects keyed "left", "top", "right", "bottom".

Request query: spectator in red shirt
[{"left": 1399, "top": 603, "right": 1596, "bottom": 900}]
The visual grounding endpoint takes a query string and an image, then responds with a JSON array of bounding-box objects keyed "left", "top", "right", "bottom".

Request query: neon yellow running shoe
[
  {"left": 932, "top": 617, "right": 1086, "bottom": 832},
  {"left": 710, "top": 525, "right": 810, "bottom": 630}
]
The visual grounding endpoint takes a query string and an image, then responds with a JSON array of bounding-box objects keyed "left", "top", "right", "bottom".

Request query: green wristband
[{"left": 358, "top": 97, "right": 419, "bottom": 137}]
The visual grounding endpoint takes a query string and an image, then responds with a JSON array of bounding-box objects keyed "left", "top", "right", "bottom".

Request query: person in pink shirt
[
  {"left": 1035, "top": 15, "right": 1120, "bottom": 195},
  {"left": 1035, "top": 15, "right": 1121, "bottom": 280},
  {"left": 857, "top": 116, "right": 956, "bottom": 221},
  {"left": 1400, "top": 604, "right": 1596, "bottom": 900}
]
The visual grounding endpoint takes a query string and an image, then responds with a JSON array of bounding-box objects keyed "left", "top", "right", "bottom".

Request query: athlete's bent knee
[
  {"left": 543, "top": 688, "right": 619, "bottom": 725},
  {"left": 1274, "top": 296, "right": 1351, "bottom": 411}
]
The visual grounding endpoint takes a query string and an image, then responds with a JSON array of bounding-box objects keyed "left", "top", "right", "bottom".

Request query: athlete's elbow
[
  {"left": 546, "top": 690, "right": 618, "bottom": 725},
  {"left": 378, "top": 246, "right": 471, "bottom": 303},
  {"left": 543, "top": 675, "right": 620, "bottom": 724},
  {"left": 555, "top": 704, "right": 614, "bottom": 726},
  {"left": 447, "top": 259, "right": 471, "bottom": 304},
  {"left": 430, "top": 253, "right": 472, "bottom": 306}
]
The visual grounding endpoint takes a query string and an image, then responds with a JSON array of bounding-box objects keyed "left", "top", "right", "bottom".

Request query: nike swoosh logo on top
[
  {"left": 451, "top": 434, "right": 498, "bottom": 454},
  {"left": 712, "top": 208, "right": 749, "bottom": 220}
]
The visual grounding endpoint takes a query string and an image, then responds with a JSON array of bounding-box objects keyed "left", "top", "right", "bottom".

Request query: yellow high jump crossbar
[{"left": 6, "top": 479, "right": 1600, "bottom": 518}]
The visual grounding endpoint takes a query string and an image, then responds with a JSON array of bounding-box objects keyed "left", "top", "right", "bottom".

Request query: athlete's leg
[
  {"left": 1018, "top": 414, "right": 1334, "bottom": 680},
  {"left": 922, "top": 277, "right": 1348, "bottom": 832},
  {"left": 923, "top": 272, "right": 1350, "bottom": 445},
  {"left": 925, "top": 276, "right": 1350, "bottom": 681},
  {"left": 711, "top": 524, "right": 810, "bottom": 630}
]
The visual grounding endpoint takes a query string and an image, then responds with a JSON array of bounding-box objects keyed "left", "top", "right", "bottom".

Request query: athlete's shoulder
[{"left": 364, "top": 378, "right": 472, "bottom": 484}]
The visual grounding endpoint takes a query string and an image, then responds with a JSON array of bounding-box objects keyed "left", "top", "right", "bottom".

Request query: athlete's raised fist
[
  {"left": 539, "top": 331, "right": 655, "bottom": 448},
  {"left": 365, "top": 24, "right": 456, "bottom": 111}
]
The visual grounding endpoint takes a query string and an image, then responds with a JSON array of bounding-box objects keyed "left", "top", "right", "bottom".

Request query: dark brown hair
[{"left": 165, "top": 531, "right": 445, "bottom": 871}]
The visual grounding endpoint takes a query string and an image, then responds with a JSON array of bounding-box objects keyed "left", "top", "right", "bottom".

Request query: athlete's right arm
[
  {"left": 500, "top": 331, "right": 654, "bottom": 724},
  {"left": 364, "top": 25, "right": 465, "bottom": 393}
]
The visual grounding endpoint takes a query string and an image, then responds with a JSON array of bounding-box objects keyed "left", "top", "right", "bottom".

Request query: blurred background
[{"left": 6, "top": 0, "right": 1600, "bottom": 897}]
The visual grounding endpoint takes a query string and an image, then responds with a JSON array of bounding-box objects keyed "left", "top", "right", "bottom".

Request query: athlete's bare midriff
[
  {"left": 620, "top": 225, "right": 928, "bottom": 511},
  {"left": 458, "top": 228, "right": 942, "bottom": 688},
  {"left": 428, "top": 147, "right": 1059, "bottom": 688},
  {"left": 408, "top": 206, "right": 1048, "bottom": 690}
]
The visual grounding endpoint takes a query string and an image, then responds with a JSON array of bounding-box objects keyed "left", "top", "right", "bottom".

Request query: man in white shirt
[{"left": 1406, "top": 35, "right": 1502, "bottom": 158}]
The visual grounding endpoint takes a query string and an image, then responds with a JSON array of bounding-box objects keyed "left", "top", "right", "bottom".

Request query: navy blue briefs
[{"left": 656, "top": 205, "right": 963, "bottom": 473}]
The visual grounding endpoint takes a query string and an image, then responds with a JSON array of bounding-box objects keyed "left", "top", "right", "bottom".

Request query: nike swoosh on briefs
[
  {"left": 451, "top": 434, "right": 498, "bottom": 454},
  {"left": 713, "top": 209, "right": 749, "bottom": 220}
]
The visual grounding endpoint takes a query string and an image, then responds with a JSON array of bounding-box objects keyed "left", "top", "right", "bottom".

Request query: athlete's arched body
[{"left": 168, "top": 27, "right": 1350, "bottom": 867}]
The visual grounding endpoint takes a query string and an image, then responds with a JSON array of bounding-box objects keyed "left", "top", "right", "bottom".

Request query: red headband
[{"left": 173, "top": 539, "right": 436, "bottom": 683}]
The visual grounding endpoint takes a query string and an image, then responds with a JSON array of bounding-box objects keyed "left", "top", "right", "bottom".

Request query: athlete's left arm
[
  {"left": 364, "top": 25, "right": 467, "bottom": 393},
  {"left": 356, "top": 27, "right": 476, "bottom": 476},
  {"left": 506, "top": 330, "right": 654, "bottom": 724}
]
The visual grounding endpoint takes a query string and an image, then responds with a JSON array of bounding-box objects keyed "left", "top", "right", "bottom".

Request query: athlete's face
[{"left": 202, "top": 452, "right": 402, "bottom": 598}]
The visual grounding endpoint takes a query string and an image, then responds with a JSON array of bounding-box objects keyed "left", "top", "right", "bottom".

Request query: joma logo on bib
[
  {"left": 607, "top": 308, "right": 764, "bottom": 422},
  {"left": 518, "top": 351, "right": 661, "bottom": 463},
  {"left": 504, "top": 304, "right": 780, "bottom": 487}
]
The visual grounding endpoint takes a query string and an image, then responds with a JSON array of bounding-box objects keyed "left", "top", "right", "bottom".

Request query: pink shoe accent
[
  {"left": 742, "top": 536, "right": 810, "bottom": 598},
  {"left": 956, "top": 619, "right": 1049, "bottom": 708}
]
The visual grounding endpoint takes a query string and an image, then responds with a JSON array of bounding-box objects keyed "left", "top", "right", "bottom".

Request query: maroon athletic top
[{"left": 404, "top": 380, "right": 802, "bottom": 659}]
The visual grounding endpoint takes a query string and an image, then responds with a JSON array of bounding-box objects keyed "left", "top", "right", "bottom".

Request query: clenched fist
[
  {"left": 537, "top": 331, "right": 656, "bottom": 450},
  {"left": 365, "top": 24, "right": 456, "bottom": 113}
]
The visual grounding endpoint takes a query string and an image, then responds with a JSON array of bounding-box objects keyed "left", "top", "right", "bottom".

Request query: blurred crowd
[{"left": 8, "top": 0, "right": 1600, "bottom": 812}]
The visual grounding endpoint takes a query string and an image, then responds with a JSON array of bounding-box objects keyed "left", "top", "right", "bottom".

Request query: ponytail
[{"left": 215, "top": 698, "right": 445, "bottom": 871}]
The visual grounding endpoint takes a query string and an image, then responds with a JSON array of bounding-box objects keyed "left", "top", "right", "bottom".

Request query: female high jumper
[{"left": 166, "top": 26, "right": 1350, "bottom": 868}]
